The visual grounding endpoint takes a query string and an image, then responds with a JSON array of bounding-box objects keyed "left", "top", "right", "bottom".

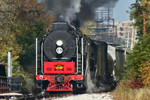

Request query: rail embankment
[{"left": 111, "top": 80, "right": 150, "bottom": 100}]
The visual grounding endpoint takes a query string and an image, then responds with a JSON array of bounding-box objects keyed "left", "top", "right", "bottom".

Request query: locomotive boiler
[{"left": 35, "top": 22, "right": 125, "bottom": 93}]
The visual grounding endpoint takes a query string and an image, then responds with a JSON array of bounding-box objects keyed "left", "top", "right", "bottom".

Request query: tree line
[
  {"left": 0, "top": 0, "right": 54, "bottom": 93},
  {"left": 125, "top": 0, "right": 150, "bottom": 87}
]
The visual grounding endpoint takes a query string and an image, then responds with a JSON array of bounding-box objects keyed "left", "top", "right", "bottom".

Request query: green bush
[
  {"left": 139, "top": 60, "right": 150, "bottom": 87},
  {"left": 125, "top": 34, "right": 150, "bottom": 80}
]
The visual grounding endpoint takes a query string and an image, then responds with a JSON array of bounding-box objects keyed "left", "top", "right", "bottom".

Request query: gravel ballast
[{"left": 52, "top": 93, "right": 113, "bottom": 100}]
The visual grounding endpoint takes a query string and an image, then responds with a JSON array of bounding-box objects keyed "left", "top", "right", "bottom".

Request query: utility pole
[
  {"left": 142, "top": 0, "right": 148, "bottom": 36},
  {"left": 8, "top": 52, "right": 12, "bottom": 77},
  {"left": 92, "top": 5, "right": 116, "bottom": 44}
]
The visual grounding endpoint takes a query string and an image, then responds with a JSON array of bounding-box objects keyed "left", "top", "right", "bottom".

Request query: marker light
[{"left": 56, "top": 47, "right": 63, "bottom": 54}]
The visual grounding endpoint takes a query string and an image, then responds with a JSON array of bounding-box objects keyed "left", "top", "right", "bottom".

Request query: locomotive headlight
[
  {"left": 56, "top": 47, "right": 63, "bottom": 54},
  {"left": 56, "top": 40, "right": 63, "bottom": 46}
]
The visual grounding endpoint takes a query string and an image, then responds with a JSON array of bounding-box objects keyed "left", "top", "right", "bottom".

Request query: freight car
[{"left": 35, "top": 22, "right": 125, "bottom": 93}]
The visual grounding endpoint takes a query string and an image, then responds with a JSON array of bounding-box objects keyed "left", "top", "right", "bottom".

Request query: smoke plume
[{"left": 37, "top": 0, "right": 118, "bottom": 23}]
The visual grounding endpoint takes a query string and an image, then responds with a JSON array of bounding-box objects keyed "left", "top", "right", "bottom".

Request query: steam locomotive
[{"left": 35, "top": 22, "right": 125, "bottom": 93}]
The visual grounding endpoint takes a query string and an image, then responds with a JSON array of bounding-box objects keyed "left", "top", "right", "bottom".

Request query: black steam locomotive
[{"left": 36, "top": 22, "right": 125, "bottom": 93}]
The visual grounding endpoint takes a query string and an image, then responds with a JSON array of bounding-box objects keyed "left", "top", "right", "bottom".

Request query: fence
[
  {"left": 8, "top": 77, "right": 21, "bottom": 92},
  {"left": 0, "top": 76, "right": 9, "bottom": 93}
]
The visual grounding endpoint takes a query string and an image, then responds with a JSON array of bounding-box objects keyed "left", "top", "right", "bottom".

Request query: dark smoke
[
  {"left": 78, "top": 0, "right": 118, "bottom": 20},
  {"left": 37, "top": 0, "right": 118, "bottom": 24}
]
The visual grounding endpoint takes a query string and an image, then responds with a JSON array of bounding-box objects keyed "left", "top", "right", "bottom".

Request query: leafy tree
[
  {"left": 139, "top": 60, "right": 150, "bottom": 87},
  {"left": 124, "top": 1, "right": 150, "bottom": 88},
  {"left": 0, "top": 0, "right": 54, "bottom": 93},
  {"left": 130, "top": 0, "right": 150, "bottom": 36},
  {"left": 10, "top": 0, "right": 54, "bottom": 73},
  {"left": 0, "top": 0, "right": 22, "bottom": 68},
  {"left": 126, "top": 35, "right": 150, "bottom": 79}
]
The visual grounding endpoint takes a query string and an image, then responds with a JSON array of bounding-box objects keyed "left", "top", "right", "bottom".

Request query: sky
[{"left": 113, "top": 0, "right": 136, "bottom": 22}]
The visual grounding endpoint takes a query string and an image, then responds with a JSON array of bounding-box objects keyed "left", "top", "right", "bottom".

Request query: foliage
[
  {"left": 11, "top": 21, "right": 46, "bottom": 72},
  {"left": 12, "top": 65, "right": 25, "bottom": 78},
  {"left": 0, "top": 33, "right": 22, "bottom": 63},
  {"left": 9, "top": 0, "right": 54, "bottom": 73},
  {"left": 21, "top": 74, "right": 35, "bottom": 94},
  {"left": 126, "top": 0, "right": 150, "bottom": 80},
  {"left": 81, "top": 21, "right": 95, "bottom": 36},
  {"left": 130, "top": 0, "right": 150, "bottom": 36},
  {"left": 0, "top": 0, "right": 54, "bottom": 93},
  {"left": 129, "top": 79, "right": 143, "bottom": 89},
  {"left": 130, "top": 0, "right": 143, "bottom": 36},
  {"left": 139, "top": 60, "right": 150, "bottom": 87},
  {"left": 125, "top": 34, "right": 150, "bottom": 79},
  {"left": 11, "top": 0, "right": 54, "bottom": 93},
  {"left": 0, "top": 0, "right": 22, "bottom": 71}
]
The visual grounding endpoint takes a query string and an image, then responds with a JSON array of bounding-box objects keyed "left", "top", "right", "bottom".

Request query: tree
[
  {"left": 0, "top": 0, "right": 54, "bottom": 93},
  {"left": 130, "top": 0, "right": 150, "bottom": 36},
  {"left": 125, "top": 1, "right": 150, "bottom": 87},
  {"left": 0, "top": 0, "right": 22, "bottom": 66},
  {"left": 126, "top": 35, "right": 150, "bottom": 79},
  {"left": 10, "top": 0, "right": 54, "bottom": 73}
]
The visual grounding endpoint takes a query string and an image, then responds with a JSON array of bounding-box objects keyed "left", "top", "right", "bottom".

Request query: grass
[{"left": 111, "top": 80, "right": 150, "bottom": 100}]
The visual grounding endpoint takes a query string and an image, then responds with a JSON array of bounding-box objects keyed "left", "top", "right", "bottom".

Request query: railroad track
[
  {"left": 13, "top": 91, "right": 73, "bottom": 100},
  {"left": 39, "top": 91, "right": 73, "bottom": 100}
]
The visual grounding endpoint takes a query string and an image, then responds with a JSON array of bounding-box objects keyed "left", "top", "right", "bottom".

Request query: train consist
[{"left": 36, "top": 22, "right": 125, "bottom": 93}]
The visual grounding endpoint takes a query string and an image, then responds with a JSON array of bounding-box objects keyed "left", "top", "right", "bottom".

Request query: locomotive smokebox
[{"left": 43, "top": 22, "right": 76, "bottom": 61}]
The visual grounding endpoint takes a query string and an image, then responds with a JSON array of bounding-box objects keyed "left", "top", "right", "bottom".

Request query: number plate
[{"left": 55, "top": 64, "right": 63, "bottom": 70}]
